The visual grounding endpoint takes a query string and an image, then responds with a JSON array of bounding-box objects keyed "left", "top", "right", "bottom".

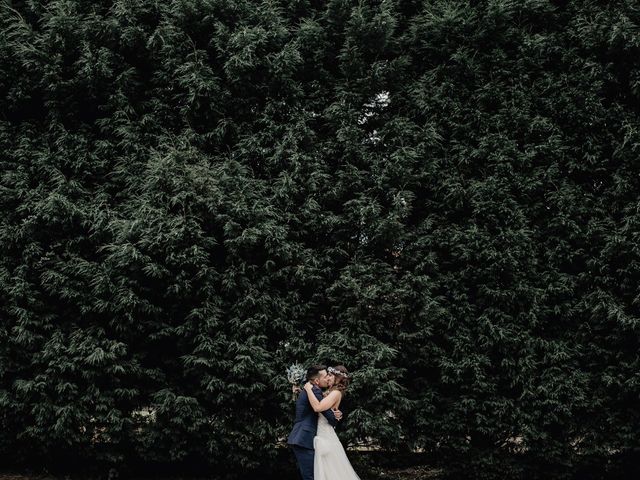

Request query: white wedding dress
[{"left": 313, "top": 413, "right": 361, "bottom": 480}]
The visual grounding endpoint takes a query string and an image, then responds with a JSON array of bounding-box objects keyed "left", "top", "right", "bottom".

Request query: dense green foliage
[{"left": 1, "top": 0, "right": 640, "bottom": 478}]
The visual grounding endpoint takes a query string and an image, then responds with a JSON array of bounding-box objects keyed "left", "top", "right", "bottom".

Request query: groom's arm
[{"left": 312, "top": 386, "right": 339, "bottom": 427}]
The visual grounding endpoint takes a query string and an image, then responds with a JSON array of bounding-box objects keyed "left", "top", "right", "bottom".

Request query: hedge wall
[{"left": 1, "top": 1, "right": 639, "bottom": 478}]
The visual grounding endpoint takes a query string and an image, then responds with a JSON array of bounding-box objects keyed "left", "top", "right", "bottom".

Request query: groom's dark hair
[{"left": 306, "top": 364, "right": 327, "bottom": 382}]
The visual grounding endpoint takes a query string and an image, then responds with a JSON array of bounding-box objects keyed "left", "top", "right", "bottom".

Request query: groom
[{"left": 287, "top": 364, "right": 342, "bottom": 480}]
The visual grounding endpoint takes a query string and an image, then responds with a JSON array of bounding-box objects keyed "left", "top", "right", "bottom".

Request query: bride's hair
[{"left": 328, "top": 365, "right": 350, "bottom": 394}]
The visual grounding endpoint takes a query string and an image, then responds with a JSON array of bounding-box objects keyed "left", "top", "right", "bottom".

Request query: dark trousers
[{"left": 291, "top": 444, "right": 314, "bottom": 480}]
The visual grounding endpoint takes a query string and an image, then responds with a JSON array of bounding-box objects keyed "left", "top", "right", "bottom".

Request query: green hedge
[{"left": 1, "top": 1, "right": 639, "bottom": 478}]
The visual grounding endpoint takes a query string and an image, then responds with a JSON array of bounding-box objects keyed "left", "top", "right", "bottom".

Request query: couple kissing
[{"left": 287, "top": 364, "right": 360, "bottom": 480}]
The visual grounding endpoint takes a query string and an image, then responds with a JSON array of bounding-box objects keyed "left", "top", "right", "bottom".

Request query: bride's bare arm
[{"left": 303, "top": 382, "right": 341, "bottom": 412}]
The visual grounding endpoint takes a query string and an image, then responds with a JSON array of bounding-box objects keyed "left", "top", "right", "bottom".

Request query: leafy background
[{"left": 1, "top": 0, "right": 639, "bottom": 479}]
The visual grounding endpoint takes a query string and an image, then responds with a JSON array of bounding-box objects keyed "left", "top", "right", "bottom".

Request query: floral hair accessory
[{"left": 327, "top": 366, "right": 349, "bottom": 378}]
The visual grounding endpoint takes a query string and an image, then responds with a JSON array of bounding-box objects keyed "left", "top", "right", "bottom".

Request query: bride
[{"left": 302, "top": 365, "right": 361, "bottom": 480}]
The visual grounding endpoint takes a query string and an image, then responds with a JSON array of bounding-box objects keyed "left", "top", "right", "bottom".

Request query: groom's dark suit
[{"left": 287, "top": 385, "right": 338, "bottom": 480}]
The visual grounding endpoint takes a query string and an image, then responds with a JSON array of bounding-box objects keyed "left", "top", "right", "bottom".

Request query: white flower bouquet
[{"left": 286, "top": 363, "right": 306, "bottom": 401}]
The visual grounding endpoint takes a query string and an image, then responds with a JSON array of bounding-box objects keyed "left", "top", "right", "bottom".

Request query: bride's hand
[{"left": 303, "top": 381, "right": 313, "bottom": 391}]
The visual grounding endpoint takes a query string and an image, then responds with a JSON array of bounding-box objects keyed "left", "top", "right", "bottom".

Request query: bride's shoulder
[{"left": 325, "top": 388, "right": 343, "bottom": 399}]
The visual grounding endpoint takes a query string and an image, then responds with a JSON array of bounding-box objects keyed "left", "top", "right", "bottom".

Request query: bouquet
[{"left": 286, "top": 363, "right": 306, "bottom": 401}]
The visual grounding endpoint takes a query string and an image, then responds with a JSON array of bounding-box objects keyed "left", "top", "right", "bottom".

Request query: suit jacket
[{"left": 287, "top": 385, "right": 338, "bottom": 449}]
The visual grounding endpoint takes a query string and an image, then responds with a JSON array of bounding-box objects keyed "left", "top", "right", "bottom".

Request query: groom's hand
[{"left": 333, "top": 409, "right": 343, "bottom": 421}]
